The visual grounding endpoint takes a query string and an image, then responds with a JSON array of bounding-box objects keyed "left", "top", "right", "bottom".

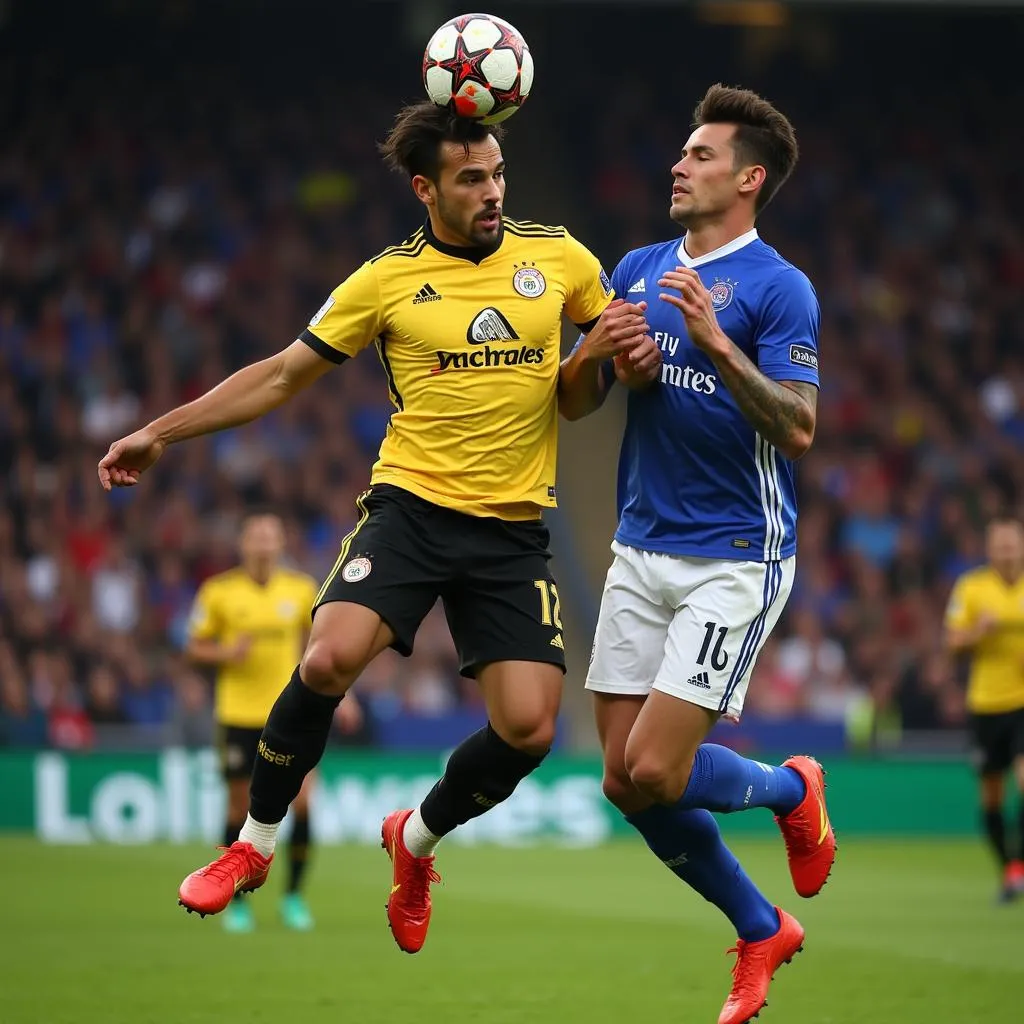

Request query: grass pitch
[{"left": 3, "top": 835, "right": 1018, "bottom": 1023}]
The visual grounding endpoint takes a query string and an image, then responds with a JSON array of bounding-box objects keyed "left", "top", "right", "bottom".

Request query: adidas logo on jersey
[
  {"left": 467, "top": 307, "right": 520, "bottom": 344},
  {"left": 412, "top": 283, "right": 442, "bottom": 304},
  {"left": 686, "top": 671, "right": 711, "bottom": 690},
  {"left": 627, "top": 278, "right": 646, "bottom": 293}
]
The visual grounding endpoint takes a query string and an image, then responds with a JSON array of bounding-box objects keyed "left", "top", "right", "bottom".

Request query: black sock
[
  {"left": 248, "top": 667, "right": 341, "bottom": 825},
  {"left": 983, "top": 808, "right": 1009, "bottom": 866},
  {"left": 419, "top": 723, "right": 546, "bottom": 837},
  {"left": 1018, "top": 803, "right": 1024, "bottom": 862},
  {"left": 288, "top": 814, "right": 311, "bottom": 894}
]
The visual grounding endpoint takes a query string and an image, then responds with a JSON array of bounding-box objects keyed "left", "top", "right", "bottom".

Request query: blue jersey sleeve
[{"left": 753, "top": 269, "right": 821, "bottom": 386}]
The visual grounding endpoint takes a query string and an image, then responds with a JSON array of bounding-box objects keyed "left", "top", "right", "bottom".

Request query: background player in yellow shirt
[
  {"left": 97, "top": 101, "right": 661, "bottom": 952},
  {"left": 187, "top": 511, "right": 362, "bottom": 932},
  {"left": 945, "top": 515, "right": 1024, "bottom": 902}
]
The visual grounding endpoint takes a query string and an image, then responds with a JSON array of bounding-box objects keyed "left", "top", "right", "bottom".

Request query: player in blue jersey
[{"left": 560, "top": 84, "right": 836, "bottom": 1024}]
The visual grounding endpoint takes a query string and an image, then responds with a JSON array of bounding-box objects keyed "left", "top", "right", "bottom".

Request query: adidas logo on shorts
[
  {"left": 686, "top": 670, "right": 711, "bottom": 690},
  {"left": 413, "top": 283, "right": 442, "bottom": 304}
]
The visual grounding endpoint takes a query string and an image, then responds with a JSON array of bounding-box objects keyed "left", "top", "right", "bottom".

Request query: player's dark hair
[
  {"left": 987, "top": 513, "right": 1023, "bottom": 531},
  {"left": 241, "top": 507, "right": 283, "bottom": 526},
  {"left": 693, "top": 84, "right": 798, "bottom": 213},
  {"left": 379, "top": 101, "right": 504, "bottom": 181}
]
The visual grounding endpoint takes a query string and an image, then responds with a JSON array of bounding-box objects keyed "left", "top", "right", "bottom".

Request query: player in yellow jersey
[
  {"left": 186, "top": 510, "right": 362, "bottom": 932},
  {"left": 945, "top": 515, "right": 1024, "bottom": 903},
  {"left": 97, "top": 101, "right": 661, "bottom": 951}
]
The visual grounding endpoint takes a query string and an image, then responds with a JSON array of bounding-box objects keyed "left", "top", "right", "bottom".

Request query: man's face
[
  {"left": 669, "top": 123, "right": 756, "bottom": 228},
  {"left": 987, "top": 521, "right": 1024, "bottom": 575},
  {"left": 420, "top": 136, "right": 506, "bottom": 247},
  {"left": 239, "top": 515, "right": 284, "bottom": 566}
]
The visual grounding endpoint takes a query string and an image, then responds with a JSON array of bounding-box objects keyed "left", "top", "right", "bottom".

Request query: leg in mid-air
[
  {"left": 279, "top": 770, "right": 317, "bottom": 931},
  {"left": 586, "top": 544, "right": 830, "bottom": 1024},
  {"left": 178, "top": 600, "right": 395, "bottom": 917},
  {"left": 383, "top": 658, "right": 562, "bottom": 953},
  {"left": 178, "top": 485, "right": 443, "bottom": 918},
  {"left": 596, "top": 694, "right": 804, "bottom": 1024},
  {"left": 382, "top": 510, "right": 566, "bottom": 953}
]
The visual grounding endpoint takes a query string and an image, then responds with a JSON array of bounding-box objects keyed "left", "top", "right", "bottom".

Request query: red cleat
[
  {"left": 1005, "top": 860, "right": 1024, "bottom": 889},
  {"left": 774, "top": 755, "right": 836, "bottom": 898},
  {"left": 178, "top": 841, "right": 273, "bottom": 917},
  {"left": 718, "top": 907, "right": 805, "bottom": 1024},
  {"left": 381, "top": 809, "right": 441, "bottom": 954}
]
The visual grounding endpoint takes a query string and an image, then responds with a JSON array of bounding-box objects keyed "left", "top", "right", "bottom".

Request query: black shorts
[
  {"left": 217, "top": 725, "right": 263, "bottom": 781},
  {"left": 970, "top": 708, "right": 1024, "bottom": 775},
  {"left": 314, "top": 484, "right": 565, "bottom": 677}
]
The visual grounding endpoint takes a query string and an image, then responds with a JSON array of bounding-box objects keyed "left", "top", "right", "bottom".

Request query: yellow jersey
[
  {"left": 301, "top": 219, "right": 612, "bottom": 520},
  {"left": 945, "top": 566, "right": 1024, "bottom": 714},
  {"left": 187, "top": 568, "right": 318, "bottom": 727}
]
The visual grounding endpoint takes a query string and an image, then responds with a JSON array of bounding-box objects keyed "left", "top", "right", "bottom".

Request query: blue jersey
[{"left": 603, "top": 230, "right": 820, "bottom": 562}]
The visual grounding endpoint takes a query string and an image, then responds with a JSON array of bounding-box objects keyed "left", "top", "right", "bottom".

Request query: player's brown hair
[
  {"left": 693, "top": 84, "right": 798, "bottom": 213},
  {"left": 379, "top": 101, "right": 504, "bottom": 182}
]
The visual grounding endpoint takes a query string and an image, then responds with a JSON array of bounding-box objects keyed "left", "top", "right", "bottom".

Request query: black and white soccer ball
[{"left": 422, "top": 13, "right": 534, "bottom": 124}]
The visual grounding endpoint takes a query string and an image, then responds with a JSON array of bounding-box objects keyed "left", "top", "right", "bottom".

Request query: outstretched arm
[{"left": 98, "top": 339, "right": 336, "bottom": 489}]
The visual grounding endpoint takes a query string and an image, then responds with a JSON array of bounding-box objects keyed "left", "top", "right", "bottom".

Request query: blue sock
[
  {"left": 626, "top": 803, "right": 779, "bottom": 942},
  {"left": 677, "top": 744, "right": 805, "bottom": 815}
]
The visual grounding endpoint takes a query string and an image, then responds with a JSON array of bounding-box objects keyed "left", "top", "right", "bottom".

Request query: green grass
[{"left": 2, "top": 836, "right": 1019, "bottom": 1023}]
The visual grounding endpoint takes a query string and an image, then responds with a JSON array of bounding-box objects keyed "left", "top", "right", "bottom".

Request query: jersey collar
[
  {"left": 423, "top": 218, "right": 504, "bottom": 265},
  {"left": 676, "top": 228, "right": 759, "bottom": 268}
]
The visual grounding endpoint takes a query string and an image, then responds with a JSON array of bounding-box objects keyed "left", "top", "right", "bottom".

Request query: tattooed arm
[
  {"left": 657, "top": 266, "right": 818, "bottom": 461},
  {"left": 705, "top": 344, "right": 817, "bottom": 460}
]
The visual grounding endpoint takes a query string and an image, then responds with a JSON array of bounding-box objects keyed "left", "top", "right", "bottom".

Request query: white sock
[
  {"left": 238, "top": 815, "right": 280, "bottom": 859},
  {"left": 402, "top": 807, "right": 441, "bottom": 858}
]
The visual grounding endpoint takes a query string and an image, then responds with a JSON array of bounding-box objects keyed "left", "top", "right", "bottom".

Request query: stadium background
[{"left": 4, "top": 3, "right": 1023, "bottom": 1023}]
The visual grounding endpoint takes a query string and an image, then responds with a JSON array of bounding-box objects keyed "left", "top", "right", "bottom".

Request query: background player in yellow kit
[
  {"left": 945, "top": 515, "right": 1024, "bottom": 903},
  {"left": 187, "top": 510, "right": 362, "bottom": 932}
]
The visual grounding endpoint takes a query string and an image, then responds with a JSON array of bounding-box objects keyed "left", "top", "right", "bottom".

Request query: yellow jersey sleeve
[
  {"left": 187, "top": 581, "right": 222, "bottom": 642},
  {"left": 563, "top": 231, "right": 613, "bottom": 327},
  {"left": 944, "top": 575, "right": 974, "bottom": 631},
  {"left": 301, "top": 261, "right": 384, "bottom": 362}
]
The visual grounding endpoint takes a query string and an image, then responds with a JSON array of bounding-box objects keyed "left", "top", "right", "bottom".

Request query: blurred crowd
[{"left": 2, "top": 8, "right": 1021, "bottom": 750}]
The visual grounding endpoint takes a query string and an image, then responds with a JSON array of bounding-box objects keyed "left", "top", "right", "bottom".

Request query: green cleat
[
  {"left": 280, "top": 893, "right": 314, "bottom": 931},
  {"left": 222, "top": 898, "right": 255, "bottom": 934}
]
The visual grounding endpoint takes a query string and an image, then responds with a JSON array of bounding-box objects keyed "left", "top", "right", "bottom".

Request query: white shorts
[{"left": 585, "top": 541, "right": 795, "bottom": 720}]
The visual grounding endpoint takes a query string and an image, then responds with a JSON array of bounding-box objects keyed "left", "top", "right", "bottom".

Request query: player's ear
[
  {"left": 410, "top": 174, "right": 436, "bottom": 207},
  {"left": 737, "top": 164, "right": 766, "bottom": 199}
]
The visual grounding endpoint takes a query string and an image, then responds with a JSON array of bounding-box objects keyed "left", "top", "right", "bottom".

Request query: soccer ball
[{"left": 422, "top": 13, "right": 534, "bottom": 125}]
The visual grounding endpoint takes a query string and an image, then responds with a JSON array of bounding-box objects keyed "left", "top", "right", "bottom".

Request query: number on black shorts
[{"left": 534, "top": 580, "right": 562, "bottom": 629}]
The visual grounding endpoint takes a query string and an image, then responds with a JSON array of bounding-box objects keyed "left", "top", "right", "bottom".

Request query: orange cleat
[
  {"left": 381, "top": 809, "right": 441, "bottom": 954},
  {"left": 1005, "top": 860, "right": 1024, "bottom": 888},
  {"left": 774, "top": 755, "right": 836, "bottom": 898},
  {"left": 1001, "top": 859, "right": 1024, "bottom": 902},
  {"left": 718, "top": 907, "right": 805, "bottom": 1024},
  {"left": 178, "top": 841, "right": 273, "bottom": 917}
]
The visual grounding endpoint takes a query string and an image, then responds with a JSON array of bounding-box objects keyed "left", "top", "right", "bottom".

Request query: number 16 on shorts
[{"left": 585, "top": 542, "right": 795, "bottom": 721}]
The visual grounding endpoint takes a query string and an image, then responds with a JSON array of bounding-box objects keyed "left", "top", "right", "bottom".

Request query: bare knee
[
  {"left": 494, "top": 713, "right": 557, "bottom": 756},
  {"left": 300, "top": 638, "right": 369, "bottom": 696},
  {"left": 625, "top": 749, "right": 692, "bottom": 805},
  {"left": 602, "top": 768, "right": 650, "bottom": 815}
]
